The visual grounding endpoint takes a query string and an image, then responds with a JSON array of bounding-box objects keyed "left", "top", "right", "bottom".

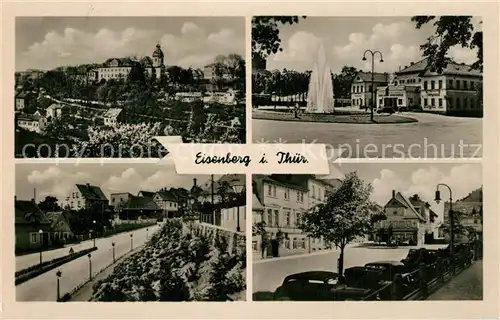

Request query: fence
[{"left": 361, "top": 244, "right": 478, "bottom": 301}]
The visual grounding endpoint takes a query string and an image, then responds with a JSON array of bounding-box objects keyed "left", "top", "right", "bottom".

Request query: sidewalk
[
  {"left": 68, "top": 245, "right": 144, "bottom": 301},
  {"left": 427, "top": 260, "right": 483, "bottom": 300}
]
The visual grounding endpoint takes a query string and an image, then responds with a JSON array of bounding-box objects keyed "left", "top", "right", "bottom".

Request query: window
[
  {"left": 470, "top": 81, "right": 475, "bottom": 90},
  {"left": 284, "top": 189, "right": 290, "bottom": 200},
  {"left": 431, "top": 98, "right": 435, "bottom": 107},
  {"left": 273, "top": 186, "right": 276, "bottom": 197},
  {"left": 393, "top": 210, "right": 398, "bottom": 216},
  {"left": 394, "top": 81, "right": 398, "bottom": 85},
  {"left": 456, "top": 80, "right": 460, "bottom": 89},
  {"left": 301, "top": 239, "right": 306, "bottom": 249},
  {"left": 30, "top": 233, "right": 38, "bottom": 244},
  {"left": 379, "top": 99, "right": 382, "bottom": 105},
  {"left": 361, "top": 86, "right": 364, "bottom": 93},
  {"left": 448, "top": 79, "right": 453, "bottom": 88},
  {"left": 292, "top": 238, "right": 297, "bottom": 249},
  {"left": 439, "top": 98, "right": 443, "bottom": 107},
  {"left": 252, "top": 241, "right": 258, "bottom": 252},
  {"left": 300, "top": 192, "right": 304, "bottom": 202},
  {"left": 463, "top": 80, "right": 468, "bottom": 90},
  {"left": 267, "top": 185, "right": 271, "bottom": 196},
  {"left": 424, "top": 98, "right": 428, "bottom": 106},
  {"left": 431, "top": 80, "right": 435, "bottom": 90},
  {"left": 77, "top": 201, "right": 80, "bottom": 207},
  {"left": 274, "top": 210, "right": 279, "bottom": 227},
  {"left": 296, "top": 191, "right": 300, "bottom": 202},
  {"left": 352, "top": 99, "right": 355, "bottom": 105},
  {"left": 296, "top": 212, "right": 302, "bottom": 226},
  {"left": 423, "top": 81, "right": 428, "bottom": 90},
  {"left": 456, "top": 97, "right": 461, "bottom": 108},
  {"left": 438, "top": 80, "right": 442, "bottom": 89},
  {"left": 285, "top": 211, "right": 291, "bottom": 227},
  {"left": 312, "top": 186, "right": 316, "bottom": 199},
  {"left": 400, "top": 79, "right": 405, "bottom": 84},
  {"left": 267, "top": 209, "right": 273, "bottom": 226},
  {"left": 464, "top": 97, "right": 468, "bottom": 108},
  {"left": 71, "top": 201, "right": 74, "bottom": 207},
  {"left": 398, "top": 99, "right": 403, "bottom": 105},
  {"left": 368, "top": 85, "right": 372, "bottom": 92}
]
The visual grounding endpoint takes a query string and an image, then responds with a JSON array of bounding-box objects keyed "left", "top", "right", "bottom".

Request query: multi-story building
[
  {"left": 61, "top": 183, "right": 109, "bottom": 211},
  {"left": 152, "top": 190, "right": 179, "bottom": 218},
  {"left": 441, "top": 187, "right": 483, "bottom": 241},
  {"left": 17, "top": 113, "right": 47, "bottom": 133},
  {"left": 15, "top": 91, "right": 35, "bottom": 111},
  {"left": 110, "top": 192, "right": 133, "bottom": 210},
  {"left": 252, "top": 174, "right": 342, "bottom": 258},
  {"left": 377, "top": 190, "right": 433, "bottom": 246},
  {"left": 378, "top": 58, "right": 482, "bottom": 114},
  {"left": 350, "top": 71, "right": 389, "bottom": 108}
]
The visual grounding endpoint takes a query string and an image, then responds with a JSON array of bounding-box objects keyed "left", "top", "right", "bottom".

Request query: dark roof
[
  {"left": 252, "top": 193, "right": 264, "bottom": 211},
  {"left": 154, "top": 190, "right": 177, "bottom": 202},
  {"left": 138, "top": 190, "right": 155, "bottom": 198},
  {"left": 76, "top": 184, "right": 108, "bottom": 201},
  {"left": 18, "top": 113, "right": 44, "bottom": 122},
  {"left": 152, "top": 44, "right": 164, "bottom": 58},
  {"left": 103, "top": 57, "right": 138, "bottom": 67},
  {"left": 15, "top": 200, "right": 51, "bottom": 225},
  {"left": 396, "top": 58, "right": 482, "bottom": 77},
  {"left": 123, "top": 196, "right": 161, "bottom": 210},
  {"left": 385, "top": 191, "right": 425, "bottom": 221},
  {"left": 354, "top": 71, "right": 388, "bottom": 83},
  {"left": 16, "top": 91, "right": 31, "bottom": 99},
  {"left": 45, "top": 211, "right": 72, "bottom": 232}
]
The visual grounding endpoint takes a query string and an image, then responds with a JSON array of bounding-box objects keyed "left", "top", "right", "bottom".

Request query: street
[
  {"left": 253, "top": 244, "right": 447, "bottom": 296},
  {"left": 16, "top": 224, "right": 160, "bottom": 301},
  {"left": 253, "top": 112, "right": 482, "bottom": 158},
  {"left": 427, "top": 260, "right": 483, "bottom": 300}
]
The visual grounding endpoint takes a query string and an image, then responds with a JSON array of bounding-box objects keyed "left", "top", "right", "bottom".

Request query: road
[
  {"left": 253, "top": 112, "right": 482, "bottom": 158},
  {"left": 253, "top": 244, "right": 447, "bottom": 295},
  {"left": 16, "top": 224, "right": 160, "bottom": 301}
]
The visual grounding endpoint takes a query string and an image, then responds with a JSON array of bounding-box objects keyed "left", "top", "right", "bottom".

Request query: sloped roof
[
  {"left": 47, "top": 103, "right": 64, "bottom": 111},
  {"left": 76, "top": 184, "right": 108, "bottom": 201},
  {"left": 252, "top": 193, "right": 264, "bottom": 211},
  {"left": 103, "top": 108, "right": 122, "bottom": 118},
  {"left": 15, "top": 200, "right": 51, "bottom": 225},
  {"left": 18, "top": 113, "right": 44, "bottom": 122},
  {"left": 394, "top": 192, "right": 425, "bottom": 221},
  {"left": 354, "top": 71, "right": 389, "bottom": 83},
  {"left": 16, "top": 91, "right": 31, "bottom": 99},
  {"left": 138, "top": 190, "right": 155, "bottom": 198},
  {"left": 103, "top": 57, "right": 138, "bottom": 67},
  {"left": 45, "top": 211, "right": 73, "bottom": 232},
  {"left": 200, "top": 174, "right": 245, "bottom": 194},
  {"left": 154, "top": 190, "right": 177, "bottom": 202},
  {"left": 318, "top": 177, "right": 343, "bottom": 189},
  {"left": 396, "top": 57, "right": 482, "bottom": 76},
  {"left": 123, "top": 196, "right": 161, "bottom": 210}
]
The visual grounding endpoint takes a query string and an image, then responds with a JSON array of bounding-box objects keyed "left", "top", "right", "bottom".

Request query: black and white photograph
[
  {"left": 252, "top": 163, "right": 483, "bottom": 301},
  {"left": 15, "top": 17, "right": 246, "bottom": 158},
  {"left": 15, "top": 163, "right": 246, "bottom": 301},
  {"left": 252, "top": 16, "right": 483, "bottom": 158}
]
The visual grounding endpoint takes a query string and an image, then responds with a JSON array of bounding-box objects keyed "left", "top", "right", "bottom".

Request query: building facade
[
  {"left": 17, "top": 113, "right": 47, "bottom": 133},
  {"left": 15, "top": 198, "right": 53, "bottom": 252},
  {"left": 103, "top": 108, "right": 124, "bottom": 126},
  {"left": 61, "top": 183, "right": 109, "bottom": 211},
  {"left": 376, "top": 85, "right": 421, "bottom": 110},
  {"left": 153, "top": 191, "right": 179, "bottom": 218},
  {"left": 351, "top": 72, "right": 389, "bottom": 108},
  {"left": 391, "top": 58, "right": 482, "bottom": 114}
]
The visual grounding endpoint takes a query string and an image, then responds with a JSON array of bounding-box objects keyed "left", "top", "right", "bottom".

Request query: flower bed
[
  {"left": 90, "top": 219, "right": 246, "bottom": 301},
  {"left": 15, "top": 247, "right": 98, "bottom": 285}
]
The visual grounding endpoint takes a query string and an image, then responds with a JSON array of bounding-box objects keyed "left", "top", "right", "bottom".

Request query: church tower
[{"left": 152, "top": 43, "right": 165, "bottom": 79}]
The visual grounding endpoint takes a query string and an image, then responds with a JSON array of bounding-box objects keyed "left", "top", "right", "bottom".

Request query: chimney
[
  {"left": 392, "top": 190, "right": 396, "bottom": 198},
  {"left": 193, "top": 178, "right": 197, "bottom": 187}
]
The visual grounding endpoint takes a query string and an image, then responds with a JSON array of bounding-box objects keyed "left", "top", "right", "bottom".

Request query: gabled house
[
  {"left": 153, "top": 190, "right": 179, "bottom": 218},
  {"left": 103, "top": 108, "right": 124, "bottom": 126},
  {"left": 15, "top": 91, "right": 34, "bottom": 111},
  {"left": 15, "top": 198, "right": 52, "bottom": 252},
  {"left": 62, "top": 183, "right": 109, "bottom": 211},
  {"left": 351, "top": 71, "right": 389, "bottom": 108},
  {"left": 46, "top": 104, "right": 66, "bottom": 120},
  {"left": 45, "top": 211, "right": 74, "bottom": 241},
  {"left": 379, "top": 190, "right": 428, "bottom": 246},
  {"left": 17, "top": 113, "right": 48, "bottom": 133},
  {"left": 120, "top": 195, "right": 162, "bottom": 220},
  {"left": 110, "top": 192, "right": 133, "bottom": 211}
]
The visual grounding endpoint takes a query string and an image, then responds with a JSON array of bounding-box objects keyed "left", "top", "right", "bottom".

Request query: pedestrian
[{"left": 69, "top": 247, "right": 74, "bottom": 255}]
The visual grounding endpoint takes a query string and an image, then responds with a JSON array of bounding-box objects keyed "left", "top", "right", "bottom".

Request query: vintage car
[
  {"left": 400, "top": 248, "right": 438, "bottom": 270},
  {"left": 273, "top": 271, "right": 372, "bottom": 301}
]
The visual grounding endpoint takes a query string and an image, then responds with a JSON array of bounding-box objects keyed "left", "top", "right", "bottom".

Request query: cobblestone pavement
[{"left": 427, "top": 260, "right": 483, "bottom": 300}]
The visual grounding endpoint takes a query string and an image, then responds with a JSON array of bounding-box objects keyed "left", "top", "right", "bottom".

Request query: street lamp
[
  {"left": 146, "top": 228, "right": 149, "bottom": 240},
  {"left": 362, "top": 50, "right": 384, "bottom": 122},
  {"left": 111, "top": 242, "right": 116, "bottom": 263},
  {"left": 87, "top": 253, "right": 92, "bottom": 280},
  {"left": 232, "top": 179, "right": 245, "bottom": 233},
  {"left": 92, "top": 220, "right": 97, "bottom": 247},
  {"left": 56, "top": 270, "right": 62, "bottom": 301},
  {"left": 434, "top": 183, "right": 455, "bottom": 274},
  {"left": 38, "top": 229, "right": 43, "bottom": 265},
  {"left": 130, "top": 234, "right": 133, "bottom": 251}
]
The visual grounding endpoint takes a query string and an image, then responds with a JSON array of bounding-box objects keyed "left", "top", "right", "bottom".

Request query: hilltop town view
[
  {"left": 252, "top": 163, "right": 483, "bottom": 301},
  {"left": 15, "top": 163, "right": 246, "bottom": 301},
  {"left": 252, "top": 16, "right": 483, "bottom": 158},
  {"left": 15, "top": 17, "right": 246, "bottom": 158}
]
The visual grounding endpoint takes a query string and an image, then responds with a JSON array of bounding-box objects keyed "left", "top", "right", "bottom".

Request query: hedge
[{"left": 15, "top": 247, "right": 98, "bottom": 285}]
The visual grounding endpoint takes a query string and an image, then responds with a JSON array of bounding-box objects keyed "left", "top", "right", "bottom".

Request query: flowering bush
[{"left": 90, "top": 219, "right": 246, "bottom": 301}]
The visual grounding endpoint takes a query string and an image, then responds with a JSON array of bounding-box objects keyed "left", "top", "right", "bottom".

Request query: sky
[
  {"left": 15, "top": 163, "right": 219, "bottom": 204},
  {"left": 15, "top": 17, "right": 245, "bottom": 71},
  {"left": 321, "top": 162, "right": 482, "bottom": 222},
  {"left": 265, "top": 16, "right": 482, "bottom": 73}
]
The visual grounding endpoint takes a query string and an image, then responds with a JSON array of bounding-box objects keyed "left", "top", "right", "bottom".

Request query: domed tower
[{"left": 152, "top": 43, "right": 164, "bottom": 68}]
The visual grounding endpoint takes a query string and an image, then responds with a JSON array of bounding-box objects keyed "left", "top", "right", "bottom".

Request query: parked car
[
  {"left": 377, "top": 106, "right": 395, "bottom": 114},
  {"left": 400, "top": 248, "right": 437, "bottom": 271},
  {"left": 273, "top": 271, "right": 372, "bottom": 301}
]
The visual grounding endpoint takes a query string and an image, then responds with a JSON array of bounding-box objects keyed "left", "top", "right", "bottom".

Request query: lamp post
[
  {"left": 146, "top": 228, "right": 149, "bottom": 240},
  {"left": 434, "top": 183, "right": 455, "bottom": 274},
  {"left": 232, "top": 179, "right": 245, "bottom": 233},
  {"left": 111, "top": 242, "right": 116, "bottom": 263},
  {"left": 38, "top": 229, "right": 43, "bottom": 265},
  {"left": 87, "top": 253, "right": 92, "bottom": 280},
  {"left": 56, "top": 270, "right": 62, "bottom": 301},
  {"left": 130, "top": 234, "right": 133, "bottom": 251},
  {"left": 362, "top": 50, "right": 384, "bottom": 122}
]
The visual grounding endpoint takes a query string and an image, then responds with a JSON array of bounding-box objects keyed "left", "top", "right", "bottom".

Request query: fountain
[{"left": 305, "top": 44, "right": 335, "bottom": 113}]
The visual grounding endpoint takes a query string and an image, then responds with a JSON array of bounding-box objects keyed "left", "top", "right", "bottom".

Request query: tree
[
  {"left": 411, "top": 16, "right": 483, "bottom": 73},
  {"left": 38, "top": 196, "right": 62, "bottom": 212},
  {"left": 252, "top": 16, "right": 306, "bottom": 59},
  {"left": 377, "top": 227, "right": 386, "bottom": 245},
  {"left": 252, "top": 221, "right": 270, "bottom": 258},
  {"left": 298, "top": 171, "right": 374, "bottom": 276},
  {"left": 334, "top": 66, "right": 359, "bottom": 98}
]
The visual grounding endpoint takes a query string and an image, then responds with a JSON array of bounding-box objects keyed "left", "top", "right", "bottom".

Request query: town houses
[
  {"left": 252, "top": 174, "right": 342, "bottom": 260},
  {"left": 350, "top": 58, "right": 482, "bottom": 115}
]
